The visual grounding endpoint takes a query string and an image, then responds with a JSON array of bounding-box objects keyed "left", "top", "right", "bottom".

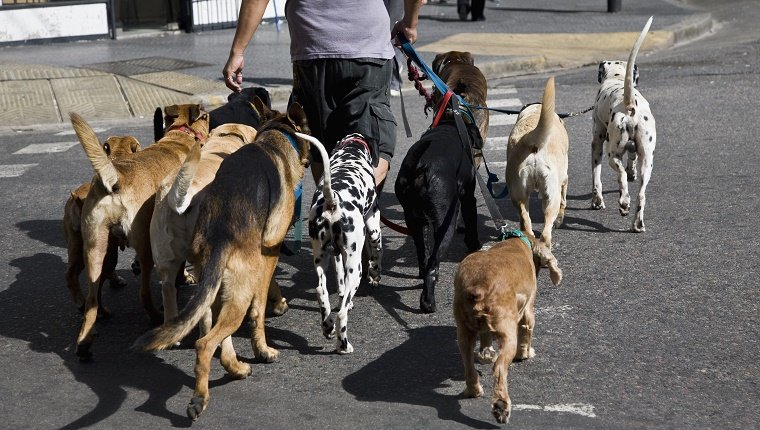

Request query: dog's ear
[
  {"left": 287, "top": 102, "right": 310, "bottom": 135},
  {"left": 128, "top": 136, "right": 142, "bottom": 153},
  {"left": 252, "top": 96, "right": 274, "bottom": 122},
  {"left": 190, "top": 104, "right": 208, "bottom": 122},
  {"left": 432, "top": 53, "right": 445, "bottom": 75},
  {"left": 164, "top": 104, "right": 179, "bottom": 118},
  {"left": 153, "top": 107, "right": 164, "bottom": 141},
  {"left": 247, "top": 87, "right": 272, "bottom": 109},
  {"left": 533, "top": 243, "right": 562, "bottom": 286},
  {"left": 461, "top": 51, "right": 475, "bottom": 66},
  {"left": 597, "top": 62, "right": 606, "bottom": 83}
]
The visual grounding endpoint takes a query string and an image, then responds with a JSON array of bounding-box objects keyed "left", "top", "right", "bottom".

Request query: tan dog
[
  {"left": 505, "top": 77, "right": 569, "bottom": 249},
  {"left": 453, "top": 229, "right": 562, "bottom": 423},
  {"left": 64, "top": 135, "right": 141, "bottom": 310},
  {"left": 70, "top": 104, "right": 209, "bottom": 360},
  {"left": 134, "top": 100, "right": 312, "bottom": 421},
  {"left": 150, "top": 123, "right": 289, "bottom": 325},
  {"left": 432, "top": 50, "right": 489, "bottom": 162}
]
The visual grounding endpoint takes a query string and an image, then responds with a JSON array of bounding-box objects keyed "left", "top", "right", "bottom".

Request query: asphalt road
[{"left": 0, "top": 1, "right": 758, "bottom": 428}]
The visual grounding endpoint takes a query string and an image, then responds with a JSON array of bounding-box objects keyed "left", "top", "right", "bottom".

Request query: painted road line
[
  {"left": 14, "top": 142, "right": 78, "bottom": 155},
  {"left": 0, "top": 164, "right": 38, "bottom": 178},
  {"left": 55, "top": 127, "right": 107, "bottom": 136},
  {"left": 487, "top": 98, "right": 522, "bottom": 108},
  {"left": 489, "top": 115, "right": 516, "bottom": 126},
  {"left": 488, "top": 87, "right": 517, "bottom": 95},
  {"left": 513, "top": 403, "right": 597, "bottom": 418},
  {"left": 485, "top": 136, "right": 509, "bottom": 150}
]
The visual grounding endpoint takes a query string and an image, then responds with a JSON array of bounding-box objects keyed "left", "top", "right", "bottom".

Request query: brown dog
[
  {"left": 432, "top": 50, "right": 489, "bottom": 162},
  {"left": 70, "top": 104, "right": 209, "bottom": 360},
  {"left": 506, "top": 77, "right": 569, "bottom": 249},
  {"left": 64, "top": 135, "right": 141, "bottom": 310},
  {"left": 454, "top": 229, "right": 562, "bottom": 423},
  {"left": 134, "top": 100, "right": 311, "bottom": 421}
]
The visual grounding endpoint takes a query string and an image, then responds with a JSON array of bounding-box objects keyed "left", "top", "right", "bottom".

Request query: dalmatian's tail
[
  {"left": 624, "top": 16, "right": 653, "bottom": 115},
  {"left": 168, "top": 140, "right": 202, "bottom": 215},
  {"left": 528, "top": 76, "right": 557, "bottom": 149},
  {"left": 295, "top": 132, "right": 338, "bottom": 214}
]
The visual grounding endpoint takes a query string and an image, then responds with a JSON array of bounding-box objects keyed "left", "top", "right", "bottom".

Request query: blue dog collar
[{"left": 498, "top": 225, "right": 532, "bottom": 250}]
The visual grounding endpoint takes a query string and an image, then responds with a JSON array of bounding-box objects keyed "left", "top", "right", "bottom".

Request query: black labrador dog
[{"left": 394, "top": 119, "right": 482, "bottom": 313}]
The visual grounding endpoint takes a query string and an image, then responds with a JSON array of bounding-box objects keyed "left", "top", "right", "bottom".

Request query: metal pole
[{"left": 607, "top": 0, "right": 622, "bottom": 12}]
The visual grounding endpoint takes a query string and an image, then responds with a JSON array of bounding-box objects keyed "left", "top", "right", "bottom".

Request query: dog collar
[
  {"left": 498, "top": 226, "right": 532, "bottom": 250},
  {"left": 167, "top": 124, "right": 206, "bottom": 142},
  {"left": 336, "top": 133, "right": 371, "bottom": 157},
  {"left": 282, "top": 131, "right": 303, "bottom": 200}
]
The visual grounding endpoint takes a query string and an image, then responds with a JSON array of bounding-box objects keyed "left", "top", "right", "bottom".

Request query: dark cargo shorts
[{"left": 290, "top": 58, "right": 397, "bottom": 167}]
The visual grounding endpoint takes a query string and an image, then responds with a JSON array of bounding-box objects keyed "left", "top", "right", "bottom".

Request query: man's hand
[
  {"left": 392, "top": 0, "right": 422, "bottom": 46},
  {"left": 223, "top": 53, "right": 245, "bottom": 93}
]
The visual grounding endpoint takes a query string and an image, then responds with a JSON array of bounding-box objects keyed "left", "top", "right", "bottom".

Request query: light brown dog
[
  {"left": 64, "top": 135, "right": 141, "bottom": 310},
  {"left": 70, "top": 104, "right": 209, "bottom": 360},
  {"left": 453, "top": 229, "right": 562, "bottom": 423},
  {"left": 506, "top": 77, "right": 569, "bottom": 250},
  {"left": 432, "top": 50, "right": 489, "bottom": 163},
  {"left": 134, "top": 100, "right": 311, "bottom": 421},
  {"left": 150, "top": 123, "right": 289, "bottom": 325}
]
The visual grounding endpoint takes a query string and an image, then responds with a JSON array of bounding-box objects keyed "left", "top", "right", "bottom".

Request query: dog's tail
[
  {"left": 624, "top": 16, "right": 653, "bottom": 115},
  {"left": 295, "top": 132, "right": 337, "bottom": 213},
  {"left": 168, "top": 141, "right": 202, "bottom": 215},
  {"left": 132, "top": 243, "right": 229, "bottom": 351},
  {"left": 70, "top": 112, "right": 119, "bottom": 193},
  {"left": 527, "top": 76, "right": 557, "bottom": 150}
]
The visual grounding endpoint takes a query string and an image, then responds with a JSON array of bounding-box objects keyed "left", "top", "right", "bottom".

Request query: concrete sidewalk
[{"left": 0, "top": 0, "right": 713, "bottom": 131}]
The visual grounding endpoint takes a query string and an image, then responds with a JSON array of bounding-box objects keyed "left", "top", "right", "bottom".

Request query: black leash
[{"left": 468, "top": 103, "right": 593, "bottom": 119}]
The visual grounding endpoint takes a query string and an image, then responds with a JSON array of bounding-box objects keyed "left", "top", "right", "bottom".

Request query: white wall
[
  {"left": 192, "top": 0, "right": 285, "bottom": 26},
  {"left": 0, "top": 4, "right": 109, "bottom": 43}
]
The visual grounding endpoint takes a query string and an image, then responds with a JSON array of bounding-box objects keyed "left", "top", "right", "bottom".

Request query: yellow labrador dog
[
  {"left": 505, "top": 77, "right": 569, "bottom": 249},
  {"left": 64, "top": 135, "right": 141, "bottom": 311},
  {"left": 70, "top": 104, "right": 209, "bottom": 360},
  {"left": 134, "top": 100, "right": 315, "bottom": 421}
]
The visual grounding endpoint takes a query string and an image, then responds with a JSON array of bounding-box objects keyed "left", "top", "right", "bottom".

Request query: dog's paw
[
  {"left": 76, "top": 342, "right": 94, "bottom": 362},
  {"left": 419, "top": 295, "right": 437, "bottom": 314},
  {"left": 632, "top": 219, "right": 646, "bottom": 233},
  {"left": 256, "top": 347, "right": 280, "bottom": 363},
  {"left": 476, "top": 346, "right": 498, "bottom": 364},
  {"left": 627, "top": 169, "right": 637, "bottom": 182},
  {"left": 131, "top": 259, "right": 141, "bottom": 276},
  {"left": 462, "top": 384, "right": 484, "bottom": 398},
  {"left": 227, "top": 361, "right": 252, "bottom": 379},
  {"left": 322, "top": 316, "right": 336, "bottom": 339},
  {"left": 266, "top": 297, "right": 289, "bottom": 317},
  {"left": 186, "top": 396, "right": 208, "bottom": 422},
  {"left": 553, "top": 214, "right": 565, "bottom": 228},
  {"left": 591, "top": 195, "right": 605, "bottom": 210},
  {"left": 515, "top": 346, "right": 536, "bottom": 361},
  {"left": 336, "top": 338, "right": 354, "bottom": 355},
  {"left": 492, "top": 398, "right": 512, "bottom": 424}
]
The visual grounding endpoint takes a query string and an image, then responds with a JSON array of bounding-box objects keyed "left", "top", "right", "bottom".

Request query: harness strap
[
  {"left": 283, "top": 131, "right": 303, "bottom": 251},
  {"left": 498, "top": 226, "right": 532, "bottom": 250},
  {"left": 431, "top": 90, "right": 454, "bottom": 128}
]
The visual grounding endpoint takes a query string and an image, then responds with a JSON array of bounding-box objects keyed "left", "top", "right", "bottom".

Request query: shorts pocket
[{"left": 370, "top": 103, "right": 397, "bottom": 163}]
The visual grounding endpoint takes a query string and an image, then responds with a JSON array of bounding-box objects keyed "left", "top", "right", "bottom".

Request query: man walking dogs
[{"left": 223, "top": 0, "right": 423, "bottom": 191}]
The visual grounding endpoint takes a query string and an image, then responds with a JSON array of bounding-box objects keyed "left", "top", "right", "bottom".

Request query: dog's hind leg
[
  {"left": 76, "top": 224, "right": 110, "bottom": 359},
  {"left": 515, "top": 294, "right": 536, "bottom": 361},
  {"left": 632, "top": 144, "right": 654, "bottom": 233},
  {"left": 460, "top": 179, "right": 481, "bottom": 252},
  {"left": 421, "top": 211, "right": 457, "bottom": 314},
  {"left": 188, "top": 291, "right": 250, "bottom": 421},
  {"left": 64, "top": 230, "right": 86, "bottom": 310},
  {"left": 556, "top": 176, "right": 568, "bottom": 228},
  {"left": 591, "top": 126, "right": 606, "bottom": 209},
  {"left": 248, "top": 257, "right": 280, "bottom": 363},
  {"left": 335, "top": 229, "right": 365, "bottom": 354},
  {"left": 540, "top": 192, "right": 561, "bottom": 250},
  {"left": 457, "top": 324, "right": 483, "bottom": 398},
  {"left": 491, "top": 320, "right": 518, "bottom": 424},
  {"left": 266, "top": 278, "right": 288, "bottom": 316},
  {"left": 609, "top": 151, "right": 631, "bottom": 217},
  {"left": 135, "top": 243, "right": 163, "bottom": 325},
  {"left": 311, "top": 239, "right": 335, "bottom": 339}
]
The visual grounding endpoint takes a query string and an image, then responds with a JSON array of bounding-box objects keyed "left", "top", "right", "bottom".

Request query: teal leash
[{"left": 498, "top": 226, "right": 532, "bottom": 250}]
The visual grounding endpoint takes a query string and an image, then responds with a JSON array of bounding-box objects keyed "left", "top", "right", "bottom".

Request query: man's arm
[
  {"left": 223, "top": 0, "right": 270, "bottom": 92},
  {"left": 393, "top": 0, "right": 423, "bottom": 45}
]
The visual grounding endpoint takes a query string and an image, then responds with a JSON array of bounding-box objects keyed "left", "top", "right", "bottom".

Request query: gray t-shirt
[{"left": 285, "top": 0, "right": 395, "bottom": 61}]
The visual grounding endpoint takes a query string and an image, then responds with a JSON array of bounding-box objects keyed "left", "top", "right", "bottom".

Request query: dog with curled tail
[{"left": 592, "top": 16, "right": 657, "bottom": 232}]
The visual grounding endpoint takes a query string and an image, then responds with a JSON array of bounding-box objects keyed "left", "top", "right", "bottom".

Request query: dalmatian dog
[
  {"left": 591, "top": 16, "right": 656, "bottom": 232},
  {"left": 306, "top": 133, "right": 382, "bottom": 354}
]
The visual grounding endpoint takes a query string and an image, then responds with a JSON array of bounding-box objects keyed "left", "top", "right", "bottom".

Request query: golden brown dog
[
  {"left": 70, "top": 104, "right": 209, "bottom": 360},
  {"left": 134, "top": 100, "right": 311, "bottom": 421},
  {"left": 64, "top": 135, "right": 141, "bottom": 310},
  {"left": 453, "top": 229, "right": 562, "bottom": 423},
  {"left": 506, "top": 77, "right": 569, "bottom": 250},
  {"left": 432, "top": 50, "right": 489, "bottom": 162}
]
